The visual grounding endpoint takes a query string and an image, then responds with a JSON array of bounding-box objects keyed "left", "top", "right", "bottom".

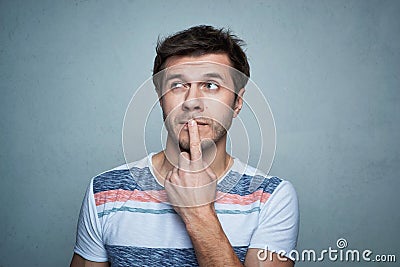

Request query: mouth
[{"left": 180, "top": 119, "right": 210, "bottom": 129}]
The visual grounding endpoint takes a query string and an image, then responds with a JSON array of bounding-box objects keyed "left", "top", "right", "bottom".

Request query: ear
[{"left": 233, "top": 88, "right": 245, "bottom": 118}]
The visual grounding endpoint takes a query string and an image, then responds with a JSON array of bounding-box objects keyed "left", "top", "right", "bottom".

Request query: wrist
[{"left": 182, "top": 205, "right": 218, "bottom": 232}]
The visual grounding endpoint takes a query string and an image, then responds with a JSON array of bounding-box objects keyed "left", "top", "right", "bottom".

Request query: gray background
[{"left": 1, "top": 0, "right": 399, "bottom": 266}]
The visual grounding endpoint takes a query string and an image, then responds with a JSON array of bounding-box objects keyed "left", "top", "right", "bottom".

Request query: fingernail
[{"left": 189, "top": 119, "right": 196, "bottom": 126}]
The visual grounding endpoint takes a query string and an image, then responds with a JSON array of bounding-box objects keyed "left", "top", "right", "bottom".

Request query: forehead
[
  {"left": 165, "top": 53, "right": 232, "bottom": 68},
  {"left": 163, "top": 54, "right": 234, "bottom": 87}
]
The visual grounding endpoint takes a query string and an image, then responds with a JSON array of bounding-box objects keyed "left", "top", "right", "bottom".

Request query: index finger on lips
[{"left": 188, "top": 119, "right": 202, "bottom": 169}]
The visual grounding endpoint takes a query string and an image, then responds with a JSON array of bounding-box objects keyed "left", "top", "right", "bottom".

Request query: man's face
[{"left": 158, "top": 53, "right": 244, "bottom": 152}]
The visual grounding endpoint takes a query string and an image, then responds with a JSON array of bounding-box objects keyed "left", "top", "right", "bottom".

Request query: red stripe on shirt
[{"left": 94, "top": 189, "right": 271, "bottom": 206}]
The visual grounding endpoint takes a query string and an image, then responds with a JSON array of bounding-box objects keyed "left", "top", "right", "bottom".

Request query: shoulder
[
  {"left": 91, "top": 155, "right": 152, "bottom": 194},
  {"left": 229, "top": 158, "right": 297, "bottom": 201}
]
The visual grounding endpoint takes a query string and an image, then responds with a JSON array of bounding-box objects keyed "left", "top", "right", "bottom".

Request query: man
[{"left": 71, "top": 25, "right": 299, "bottom": 266}]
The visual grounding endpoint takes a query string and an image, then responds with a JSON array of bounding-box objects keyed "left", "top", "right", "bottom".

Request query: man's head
[
  {"left": 153, "top": 26, "right": 250, "bottom": 153},
  {"left": 153, "top": 25, "right": 250, "bottom": 93}
]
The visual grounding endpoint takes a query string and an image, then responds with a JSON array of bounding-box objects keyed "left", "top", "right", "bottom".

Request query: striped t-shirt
[{"left": 74, "top": 153, "right": 299, "bottom": 266}]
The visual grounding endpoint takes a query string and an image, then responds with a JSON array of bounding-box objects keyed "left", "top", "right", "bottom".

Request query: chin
[
  {"left": 178, "top": 139, "right": 190, "bottom": 152},
  {"left": 179, "top": 145, "right": 190, "bottom": 153}
]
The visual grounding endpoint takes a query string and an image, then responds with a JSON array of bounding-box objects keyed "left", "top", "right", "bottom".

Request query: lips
[
  {"left": 182, "top": 119, "right": 209, "bottom": 125},
  {"left": 193, "top": 120, "right": 208, "bottom": 125},
  {"left": 180, "top": 118, "right": 211, "bottom": 128}
]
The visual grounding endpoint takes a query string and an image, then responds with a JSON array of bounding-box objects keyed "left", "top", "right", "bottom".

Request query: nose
[{"left": 182, "top": 83, "right": 204, "bottom": 112}]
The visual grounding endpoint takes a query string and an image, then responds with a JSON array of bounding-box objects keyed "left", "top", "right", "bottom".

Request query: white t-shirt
[{"left": 73, "top": 153, "right": 299, "bottom": 266}]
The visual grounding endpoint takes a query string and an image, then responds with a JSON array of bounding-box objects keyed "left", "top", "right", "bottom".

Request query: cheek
[
  {"left": 206, "top": 98, "right": 234, "bottom": 115},
  {"left": 161, "top": 94, "right": 185, "bottom": 112},
  {"left": 161, "top": 99, "right": 177, "bottom": 116},
  {"left": 208, "top": 101, "right": 235, "bottom": 130}
]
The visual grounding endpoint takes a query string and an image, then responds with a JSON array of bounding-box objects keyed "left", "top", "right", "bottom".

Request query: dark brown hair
[{"left": 153, "top": 25, "right": 250, "bottom": 92}]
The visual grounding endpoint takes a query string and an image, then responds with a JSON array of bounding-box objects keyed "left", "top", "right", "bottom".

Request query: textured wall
[{"left": 0, "top": 1, "right": 399, "bottom": 266}]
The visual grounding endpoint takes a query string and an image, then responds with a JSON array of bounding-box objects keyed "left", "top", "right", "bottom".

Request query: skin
[{"left": 70, "top": 53, "right": 294, "bottom": 267}]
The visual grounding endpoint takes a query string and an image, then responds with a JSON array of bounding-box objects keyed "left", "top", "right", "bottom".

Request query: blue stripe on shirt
[
  {"left": 105, "top": 245, "right": 248, "bottom": 266},
  {"left": 93, "top": 167, "right": 282, "bottom": 197}
]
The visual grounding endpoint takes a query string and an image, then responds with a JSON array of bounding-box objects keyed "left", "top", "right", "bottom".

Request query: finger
[
  {"left": 164, "top": 170, "right": 172, "bottom": 187},
  {"left": 171, "top": 167, "right": 183, "bottom": 186},
  {"left": 172, "top": 167, "right": 179, "bottom": 176},
  {"left": 179, "top": 152, "right": 190, "bottom": 172},
  {"left": 204, "top": 166, "right": 217, "bottom": 182},
  {"left": 188, "top": 119, "right": 202, "bottom": 169}
]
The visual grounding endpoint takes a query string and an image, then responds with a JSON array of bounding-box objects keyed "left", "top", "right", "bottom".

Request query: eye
[
  {"left": 170, "top": 82, "right": 189, "bottom": 90},
  {"left": 171, "top": 82, "right": 184, "bottom": 89},
  {"left": 203, "top": 82, "right": 219, "bottom": 90}
]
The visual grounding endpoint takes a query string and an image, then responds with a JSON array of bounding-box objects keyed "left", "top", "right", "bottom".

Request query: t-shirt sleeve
[
  {"left": 249, "top": 180, "right": 299, "bottom": 260},
  {"left": 73, "top": 179, "right": 108, "bottom": 262}
]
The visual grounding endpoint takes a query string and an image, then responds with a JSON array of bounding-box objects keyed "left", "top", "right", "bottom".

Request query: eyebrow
[
  {"left": 164, "top": 72, "right": 226, "bottom": 83},
  {"left": 203, "top": 72, "right": 226, "bottom": 82},
  {"left": 164, "top": 73, "right": 184, "bottom": 83}
]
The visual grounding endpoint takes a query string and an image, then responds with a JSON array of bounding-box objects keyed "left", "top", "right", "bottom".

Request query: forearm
[{"left": 182, "top": 207, "right": 243, "bottom": 267}]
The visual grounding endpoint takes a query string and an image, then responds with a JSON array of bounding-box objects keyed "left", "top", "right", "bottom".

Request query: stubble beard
[
  {"left": 163, "top": 112, "right": 229, "bottom": 154},
  {"left": 162, "top": 97, "right": 236, "bottom": 155},
  {"left": 178, "top": 122, "right": 228, "bottom": 153}
]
